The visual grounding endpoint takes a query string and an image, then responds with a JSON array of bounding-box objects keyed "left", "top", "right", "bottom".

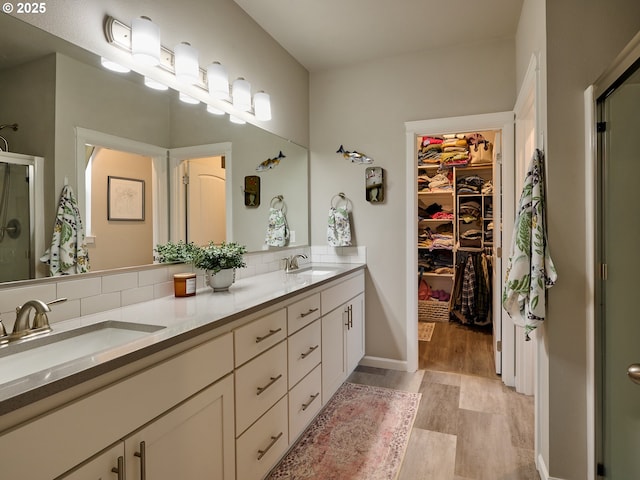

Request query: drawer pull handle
[
  {"left": 300, "top": 345, "right": 319, "bottom": 359},
  {"left": 300, "top": 307, "right": 319, "bottom": 318},
  {"left": 301, "top": 392, "right": 320, "bottom": 411},
  {"left": 257, "top": 431, "right": 284, "bottom": 460},
  {"left": 111, "top": 455, "right": 125, "bottom": 480},
  {"left": 255, "top": 328, "right": 282, "bottom": 343},
  {"left": 257, "top": 374, "right": 283, "bottom": 395},
  {"left": 134, "top": 441, "right": 146, "bottom": 480}
]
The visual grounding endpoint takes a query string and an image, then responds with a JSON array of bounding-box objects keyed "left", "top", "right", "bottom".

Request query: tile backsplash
[{"left": 0, "top": 245, "right": 366, "bottom": 330}]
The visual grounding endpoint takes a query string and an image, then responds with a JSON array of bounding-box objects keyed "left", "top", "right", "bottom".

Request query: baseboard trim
[
  {"left": 537, "top": 453, "right": 566, "bottom": 480},
  {"left": 359, "top": 355, "right": 409, "bottom": 371}
]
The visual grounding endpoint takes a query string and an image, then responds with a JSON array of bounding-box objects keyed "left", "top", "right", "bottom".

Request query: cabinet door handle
[
  {"left": 300, "top": 307, "right": 319, "bottom": 318},
  {"left": 111, "top": 455, "right": 125, "bottom": 480},
  {"left": 257, "top": 432, "right": 283, "bottom": 460},
  {"left": 256, "top": 374, "right": 283, "bottom": 395},
  {"left": 255, "top": 328, "right": 282, "bottom": 343},
  {"left": 301, "top": 392, "right": 320, "bottom": 411},
  {"left": 349, "top": 304, "right": 353, "bottom": 329},
  {"left": 134, "top": 441, "right": 146, "bottom": 480},
  {"left": 300, "top": 344, "right": 319, "bottom": 359}
]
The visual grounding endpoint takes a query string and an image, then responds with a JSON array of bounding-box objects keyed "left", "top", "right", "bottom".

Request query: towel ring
[
  {"left": 270, "top": 195, "right": 285, "bottom": 208},
  {"left": 331, "top": 192, "right": 351, "bottom": 210}
]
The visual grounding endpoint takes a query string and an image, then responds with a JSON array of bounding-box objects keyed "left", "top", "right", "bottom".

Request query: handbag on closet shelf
[{"left": 418, "top": 267, "right": 432, "bottom": 301}]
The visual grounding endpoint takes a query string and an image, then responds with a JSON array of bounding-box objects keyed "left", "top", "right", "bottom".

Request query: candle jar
[{"left": 174, "top": 273, "right": 196, "bottom": 297}]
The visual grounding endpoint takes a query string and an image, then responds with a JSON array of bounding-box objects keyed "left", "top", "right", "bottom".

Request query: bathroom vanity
[{"left": 0, "top": 264, "right": 365, "bottom": 480}]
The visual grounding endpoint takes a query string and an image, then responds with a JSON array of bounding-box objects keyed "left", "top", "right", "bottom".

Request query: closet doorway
[{"left": 405, "top": 112, "right": 517, "bottom": 384}]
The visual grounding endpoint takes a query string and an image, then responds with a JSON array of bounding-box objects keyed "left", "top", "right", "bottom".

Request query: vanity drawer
[
  {"left": 236, "top": 395, "right": 289, "bottom": 480},
  {"left": 321, "top": 272, "right": 364, "bottom": 314},
  {"left": 288, "top": 364, "right": 322, "bottom": 442},
  {"left": 234, "top": 308, "right": 287, "bottom": 367},
  {"left": 287, "top": 320, "right": 321, "bottom": 387},
  {"left": 287, "top": 293, "right": 321, "bottom": 334},
  {"left": 235, "top": 341, "right": 287, "bottom": 435}
]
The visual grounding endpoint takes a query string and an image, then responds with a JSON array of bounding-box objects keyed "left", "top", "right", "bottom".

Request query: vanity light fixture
[
  {"left": 100, "top": 57, "right": 131, "bottom": 73},
  {"left": 207, "top": 62, "right": 230, "bottom": 100},
  {"left": 253, "top": 91, "right": 272, "bottom": 121},
  {"left": 179, "top": 92, "right": 200, "bottom": 105},
  {"left": 174, "top": 42, "right": 199, "bottom": 85},
  {"left": 104, "top": 15, "right": 272, "bottom": 122},
  {"left": 131, "top": 16, "right": 161, "bottom": 66},
  {"left": 207, "top": 104, "right": 226, "bottom": 115},
  {"left": 144, "top": 76, "right": 169, "bottom": 91},
  {"left": 232, "top": 77, "right": 252, "bottom": 112},
  {"left": 229, "top": 115, "right": 246, "bottom": 125}
]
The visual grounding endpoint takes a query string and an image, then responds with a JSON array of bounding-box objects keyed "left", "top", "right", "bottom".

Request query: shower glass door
[
  {"left": 0, "top": 160, "right": 31, "bottom": 282},
  {"left": 598, "top": 60, "right": 640, "bottom": 478}
]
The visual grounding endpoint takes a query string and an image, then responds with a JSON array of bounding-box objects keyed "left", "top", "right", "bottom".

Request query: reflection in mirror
[{"left": 0, "top": 13, "right": 309, "bottom": 285}]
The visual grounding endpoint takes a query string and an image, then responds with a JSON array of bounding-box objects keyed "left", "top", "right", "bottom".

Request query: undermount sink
[
  {"left": 0, "top": 321, "right": 165, "bottom": 385},
  {"left": 291, "top": 267, "right": 338, "bottom": 277}
]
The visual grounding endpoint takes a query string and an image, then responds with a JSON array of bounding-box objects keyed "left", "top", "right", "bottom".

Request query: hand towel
[
  {"left": 40, "top": 184, "right": 90, "bottom": 276},
  {"left": 265, "top": 207, "right": 289, "bottom": 247},
  {"left": 327, "top": 206, "right": 352, "bottom": 247},
  {"left": 502, "top": 149, "right": 557, "bottom": 339}
]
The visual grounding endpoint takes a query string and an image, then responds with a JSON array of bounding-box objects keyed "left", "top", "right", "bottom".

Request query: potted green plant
[
  {"left": 191, "top": 241, "right": 247, "bottom": 291},
  {"left": 154, "top": 240, "right": 197, "bottom": 263}
]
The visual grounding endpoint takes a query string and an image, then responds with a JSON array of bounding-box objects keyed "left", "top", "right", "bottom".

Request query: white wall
[
  {"left": 310, "top": 39, "right": 516, "bottom": 364},
  {"left": 542, "top": 1, "right": 640, "bottom": 479}
]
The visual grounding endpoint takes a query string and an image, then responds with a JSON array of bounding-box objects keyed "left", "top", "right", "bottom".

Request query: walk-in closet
[{"left": 415, "top": 127, "right": 503, "bottom": 377}]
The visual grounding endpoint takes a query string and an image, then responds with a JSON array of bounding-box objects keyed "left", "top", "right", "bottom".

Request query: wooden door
[{"left": 187, "top": 156, "right": 226, "bottom": 245}]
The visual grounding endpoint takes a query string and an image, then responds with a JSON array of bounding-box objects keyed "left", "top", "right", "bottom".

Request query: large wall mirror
[{"left": 0, "top": 13, "right": 309, "bottom": 284}]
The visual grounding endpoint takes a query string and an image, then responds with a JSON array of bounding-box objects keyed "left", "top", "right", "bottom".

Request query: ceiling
[{"left": 233, "top": 0, "right": 525, "bottom": 72}]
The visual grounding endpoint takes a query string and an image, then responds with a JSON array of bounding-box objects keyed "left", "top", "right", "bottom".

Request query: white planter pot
[{"left": 206, "top": 268, "right": 235, "bottom": 292}]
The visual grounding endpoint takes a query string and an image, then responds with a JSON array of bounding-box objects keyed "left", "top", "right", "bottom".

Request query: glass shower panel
[{"left": 0, "top": 161, "right": 31, "bottom": 282}]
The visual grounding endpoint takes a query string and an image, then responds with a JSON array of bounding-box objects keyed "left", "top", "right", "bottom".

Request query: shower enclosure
[{"left": 0, "top": 152, "right": 40, "bottom": 282}]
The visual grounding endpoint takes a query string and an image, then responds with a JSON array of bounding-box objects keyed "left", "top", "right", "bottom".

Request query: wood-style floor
[{"left": 347, "top": 321, "right": 538, "bottom": 480}]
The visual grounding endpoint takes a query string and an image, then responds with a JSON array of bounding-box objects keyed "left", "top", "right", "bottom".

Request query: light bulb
[
  {"left": 131, "top": 17, "right": 160, "bottom": 66},
  {"left": 232, "top": 77, "right": 251, "bottom": 112},
  {"left": 254, "top": 91, "right": 272, "bottom": 121},
  {"left": 174, "top": 42, "right": 199, "bottom": 84}
]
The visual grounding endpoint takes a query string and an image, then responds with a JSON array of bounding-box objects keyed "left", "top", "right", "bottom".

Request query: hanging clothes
[
  {"left": 502, "top": 149, "right": 557, "bottom": 339},
  {"left": 451, "top": 251, "right": 492, "bottom": 326},
  {"left": 265, "top": 203, "right": 289, "bottom": 247},
  {"left": 40, "top": 184, "right": 90, "bottom": 276},
  {"left": 327, "top": 206, "right": 352, "bottom": 246}
]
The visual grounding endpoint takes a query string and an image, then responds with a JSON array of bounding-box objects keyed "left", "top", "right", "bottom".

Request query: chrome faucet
[
  {"left": 283, "top": 254, "right": 308, "bottom": 272},
  {"left": 5, "top": 297, "right": 67, "bottom": 342}
]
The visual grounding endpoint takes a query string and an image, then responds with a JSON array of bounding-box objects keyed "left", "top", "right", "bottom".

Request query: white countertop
[{"left": 0, "top": 263, "right": 365, "bottom": 415}]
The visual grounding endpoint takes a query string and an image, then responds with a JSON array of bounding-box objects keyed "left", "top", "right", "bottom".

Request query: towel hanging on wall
[
  {"left": 265, "top": 195, "right": 289, "bottom": 247},
  {"left": 40, "top": 184, "right": 90, "bottom": 276},
  {"left": 327, "top": 193, "right": 352, "bottom": 247},
  {"left": 502, "top": 149, "right": 557, "bottom": 339}
]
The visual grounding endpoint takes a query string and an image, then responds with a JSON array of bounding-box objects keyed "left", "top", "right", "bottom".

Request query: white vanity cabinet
[
  {"left": 321, "top": 273, "right": 366, "bottom": 402},
  {"left": 2, "top": 332, "right": 235, "bottom": 480},
  {"left": 61, "top": 375, "right": 235, "bottom": 480}
]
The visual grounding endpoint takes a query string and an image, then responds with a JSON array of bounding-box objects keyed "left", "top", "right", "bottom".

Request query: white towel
[
  {"left": 502, "top": 149, "right": 557, "bottom": 339},
  {"left": 265, "top": 207, "right": 289, "bottom": 247},
  {"left": 327, "top": 206, "right": 352, "bottom": 247},
  {"left": 40, "top": 184, "right": 90, "bottom": 276}
]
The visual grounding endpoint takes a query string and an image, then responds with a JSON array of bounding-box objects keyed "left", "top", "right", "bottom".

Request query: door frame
[
  {"left": 587, "top": 29, "right": 640, "bottom": 480},
  {"left": 404, "top": 111, "right": 515, "bottom": 376}
]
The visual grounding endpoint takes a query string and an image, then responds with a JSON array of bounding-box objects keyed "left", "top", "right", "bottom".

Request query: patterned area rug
[
  {"left": 418, "top": 321, "right": 435, "bottom": 341},
  {"left": 267, "top": 382, "right": 420, "bottom": 480}
]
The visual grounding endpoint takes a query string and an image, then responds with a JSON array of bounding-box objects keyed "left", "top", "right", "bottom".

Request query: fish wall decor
[
  {"left": 337, "top": 145, "right": 374, "bottom": 164},
  {"left": 256, "top": 151, "right": 286, "bottom": 171}
]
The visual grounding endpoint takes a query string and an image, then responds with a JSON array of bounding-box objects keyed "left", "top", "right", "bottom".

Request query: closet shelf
[
  {"left": 417, "top": 271, "right": 454, "bottom": 278},
  {"left": 418, "top": 191, "right": 453, "bottom": 196}
]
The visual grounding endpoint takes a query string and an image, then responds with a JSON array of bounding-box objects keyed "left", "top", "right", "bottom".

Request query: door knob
[{"left": 627, "top": 364, "right": 640, "bottom": 385}]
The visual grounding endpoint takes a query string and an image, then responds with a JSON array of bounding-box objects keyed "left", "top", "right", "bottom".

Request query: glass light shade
[
  {"left": 207, "top": 104, "right": 225, "bottom": 115},
  {"left": 232, "top": 77, "right": 252, "bottom": 112},
  {"left": 100, "top": 57, "right": 130, "bottom": 73},
  {"left": 179, "top": 92, "right": 200, "bottom": 105},
  {"left": 131, "top": 17, "right": 160, "bottom": 66},
  {"left": 174, "top": 42, "right": 200, "bottom": 84},
  {"left": 207, "top": 62, "right": 230, "bottom": 100},
  {"left": 253, "top": 91, "right": 272, "bottom": 121},
  {"left": 144, "top": 77, "right": 168, "bottom": 91},
  {"left": 229, "top": 115, "right": 246, "bottom": 124}
]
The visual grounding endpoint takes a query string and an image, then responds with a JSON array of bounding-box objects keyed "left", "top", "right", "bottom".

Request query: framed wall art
[{"left": 108, "top": 176, "right": 145, "bottom": 221}]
